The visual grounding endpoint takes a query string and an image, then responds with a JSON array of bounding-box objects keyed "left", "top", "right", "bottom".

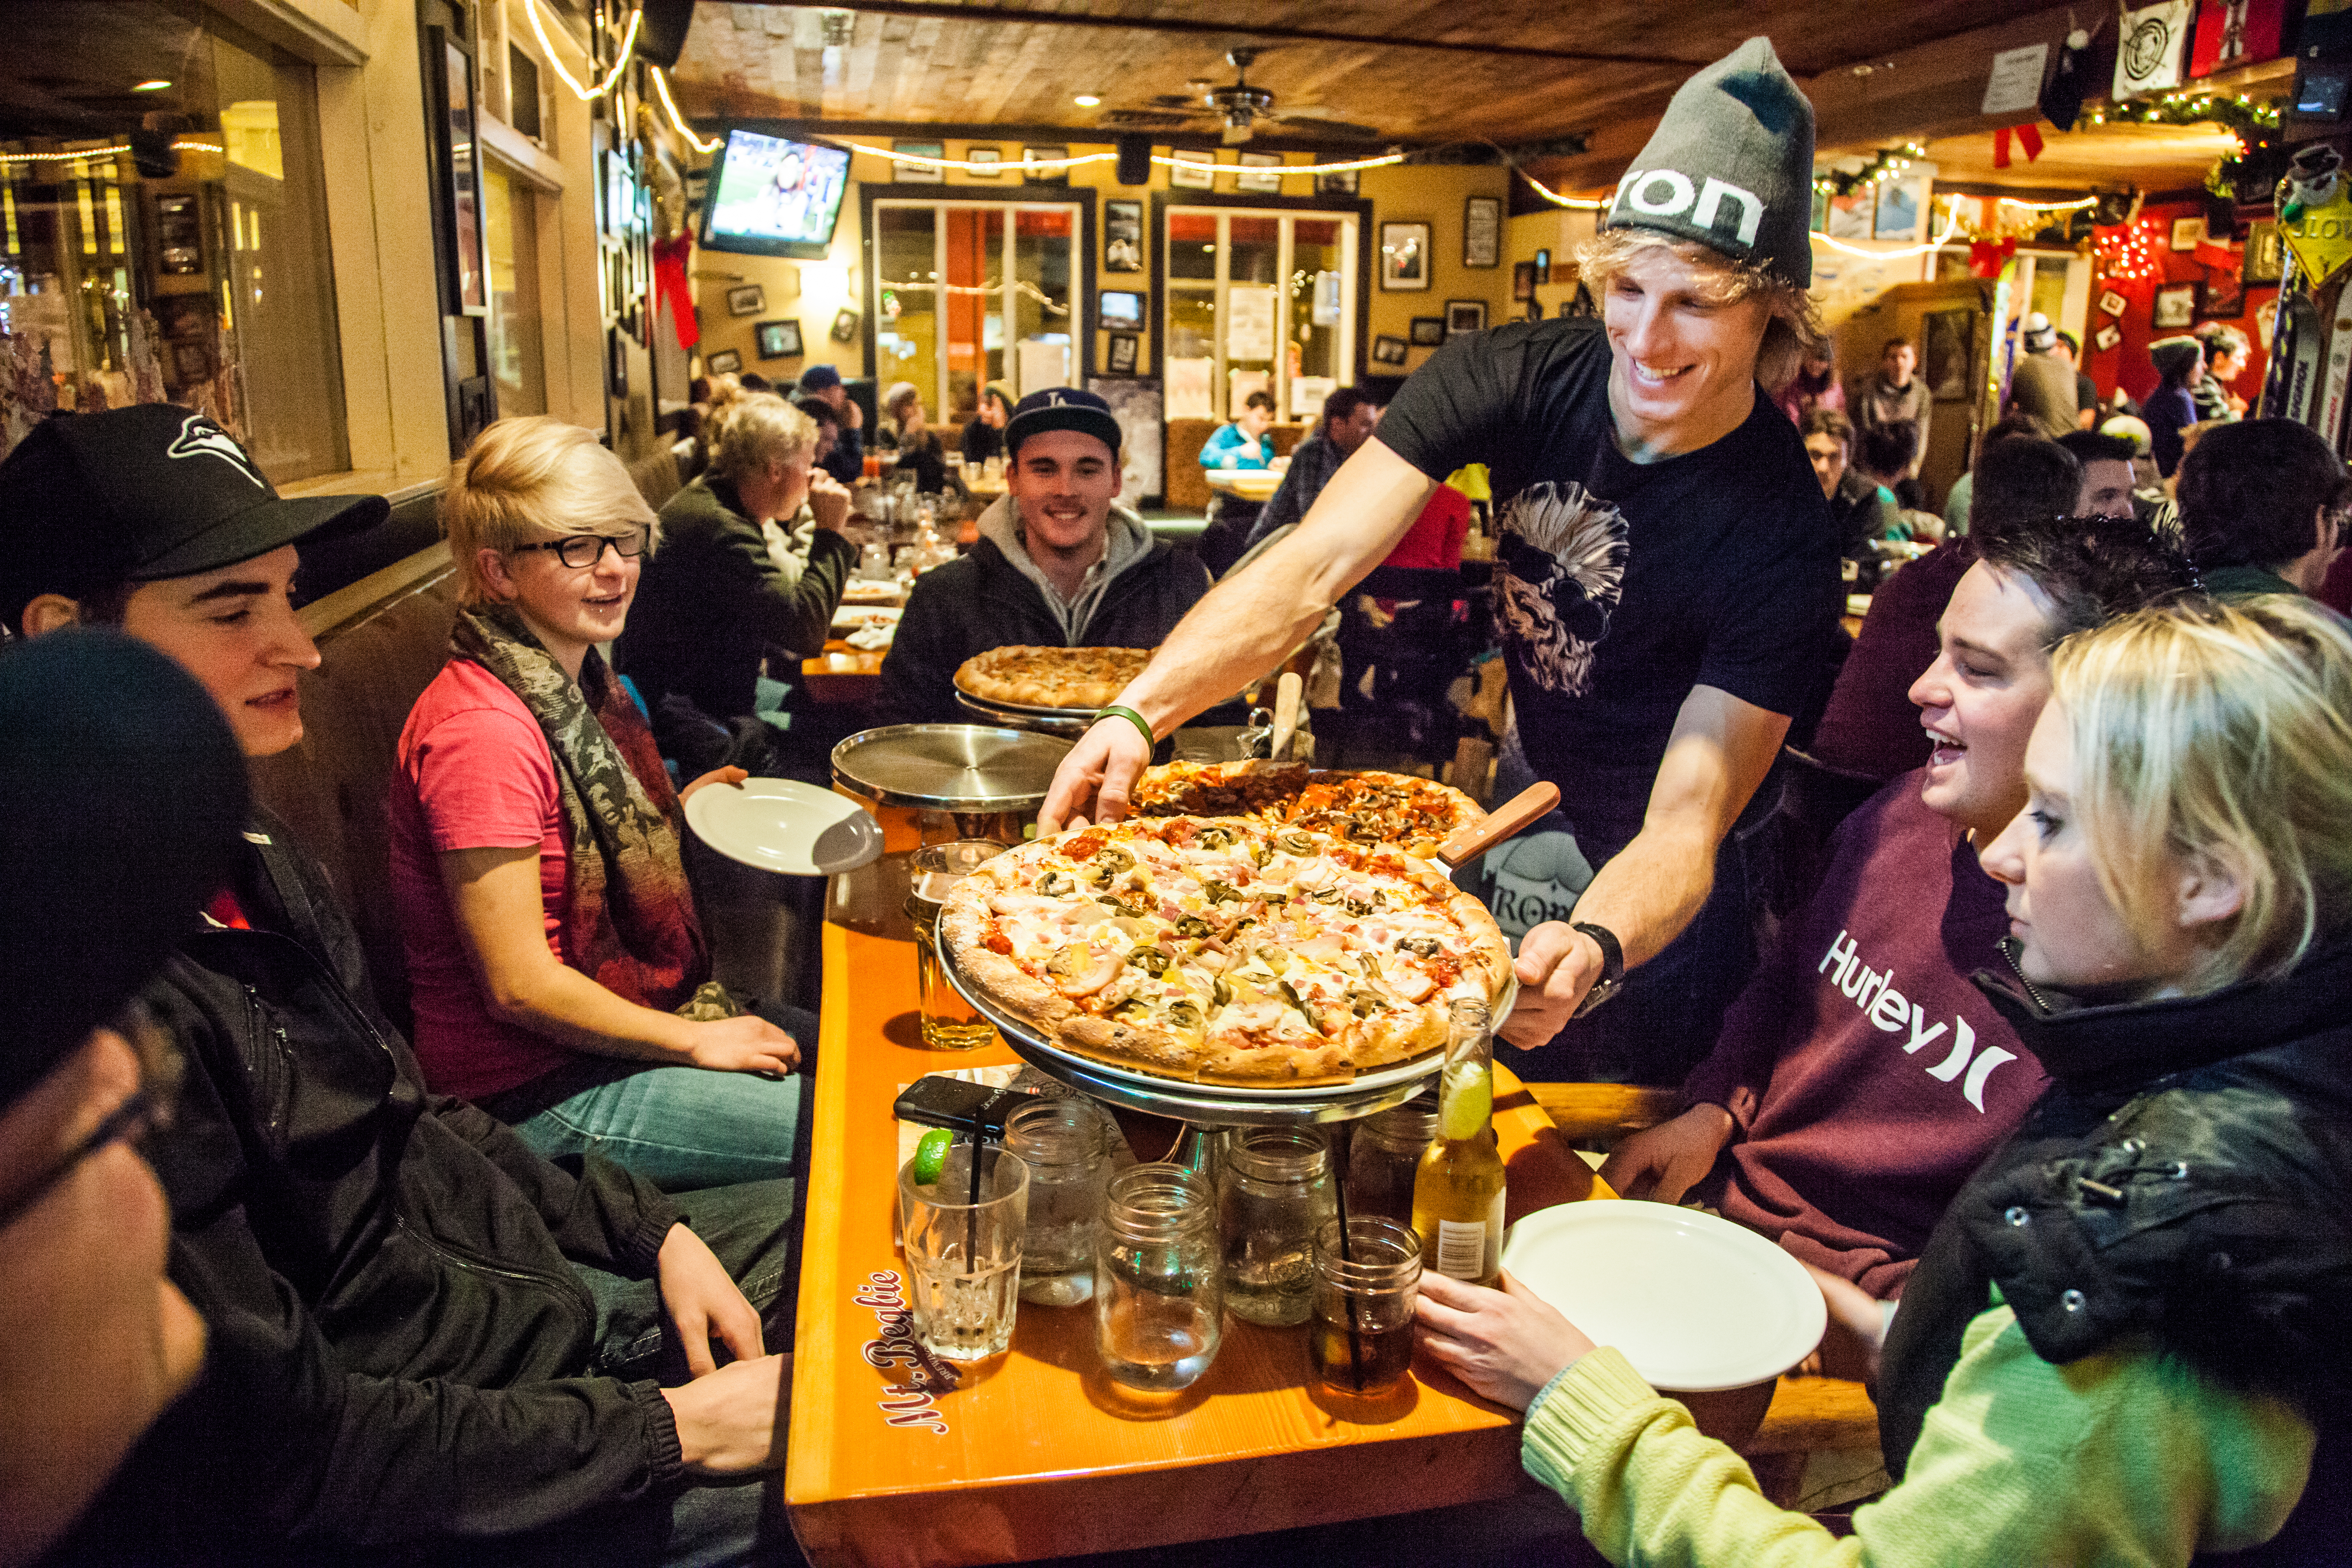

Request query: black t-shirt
[{"left": 1379, "top": 318, "right": 1837, "bottom": 858}]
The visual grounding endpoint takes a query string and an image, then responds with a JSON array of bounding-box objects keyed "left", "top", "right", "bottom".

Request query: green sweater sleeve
[{"left": 1522, "top": 1305, "right": 2315, "bottom": 1568}]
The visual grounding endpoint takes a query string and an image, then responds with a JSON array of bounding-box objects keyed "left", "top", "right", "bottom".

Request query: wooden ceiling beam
[{"left": 1808, "top": 3, "right": 2079, "bottom": 154}]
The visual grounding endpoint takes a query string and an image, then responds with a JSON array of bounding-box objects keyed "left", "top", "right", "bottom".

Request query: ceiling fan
[{"left": 1192, "top": 48, "right": 1382, "bottom": 145}]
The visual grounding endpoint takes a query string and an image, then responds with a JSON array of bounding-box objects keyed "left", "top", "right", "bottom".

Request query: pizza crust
[{"left": 953, "top": 645, "right": 1153, "bottom": 711}]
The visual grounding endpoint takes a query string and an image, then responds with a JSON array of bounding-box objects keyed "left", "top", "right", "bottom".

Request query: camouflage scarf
[{"left": 452, "top": 604, "right": 738, "bottom": 1021}]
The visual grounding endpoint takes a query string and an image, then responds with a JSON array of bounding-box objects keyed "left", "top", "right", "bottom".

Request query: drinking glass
[
  {"left": 1096, "top": 1163, "right": 1221, "bottom": 1391},
  {"left": 898, "top": 1143, "right": 1030, "bottom": 1362},
  {"left": 903, "top": 839, "right": 1005, "bottom": 1050},
  {"left": 1004, "top": 1098, "right": 1109, "bottom": 1306},
  {"left": 1309, "top": 1216, "right": 1422, "bottom": 1397},
  {"left": 1217, "top": 1126, "right": 1335, "bottom": 1327}
]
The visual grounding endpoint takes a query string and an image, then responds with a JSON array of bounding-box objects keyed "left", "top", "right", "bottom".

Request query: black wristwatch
[{"left": 1570, "top": 921, "right": 1624, "bottom": 1017}]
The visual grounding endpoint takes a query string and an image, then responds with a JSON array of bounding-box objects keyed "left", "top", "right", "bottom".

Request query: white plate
[
  {"left": 685, "top": 779, "right": 885, "bottom": 877},
  {"left": 841, "top": 578, "right": 908, "bottom": 603},
  {"left": 830, "top": 605, "right": 904, "bottom": 634},
  {"left": 1499, "top": 1203, "right": 1826, "bottom": 1392}
]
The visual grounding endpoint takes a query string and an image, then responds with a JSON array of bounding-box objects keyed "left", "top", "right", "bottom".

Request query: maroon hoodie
[{"left": 1682, "top": 770, "right": 2045, "bottom": 1298}]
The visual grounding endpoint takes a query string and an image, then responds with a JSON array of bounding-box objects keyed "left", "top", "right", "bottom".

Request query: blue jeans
[{"left": 483, "top": 1002, "right": 818, "bottom": 1194}]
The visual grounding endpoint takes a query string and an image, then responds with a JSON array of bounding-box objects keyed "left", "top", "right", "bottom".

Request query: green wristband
[{"left": 1094, "top": 704, "right": 1157, "bottom": 752}]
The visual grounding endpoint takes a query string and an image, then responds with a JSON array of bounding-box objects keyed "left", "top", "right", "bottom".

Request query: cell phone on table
[{"left": 892, "top": 1077, "right": 1030, "bottom": 1140}]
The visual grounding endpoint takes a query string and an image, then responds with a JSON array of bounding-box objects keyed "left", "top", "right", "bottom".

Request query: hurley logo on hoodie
[{"left": 1818, "top": 928, "right": 2019, "bottom": 1111}]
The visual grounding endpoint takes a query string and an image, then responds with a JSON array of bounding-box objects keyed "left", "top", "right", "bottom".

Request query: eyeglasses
[
  {"left": 511, "top": 528, "right": 649, "bottom": 569},
  {"left": 0, "top": 1008, "right": 182, "bottom": 1233}
]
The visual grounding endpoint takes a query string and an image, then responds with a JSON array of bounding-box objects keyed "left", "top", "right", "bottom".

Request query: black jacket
[
  {"left": 55, "top": 813, "right": 686, "bottom": 1561},
  {"left": 874, "top": 518, "right": 1214, "bottom": 727},
  {"left": 1880, "top": 942, "right": 2352, "bottom": 1559},
  {"left": 617, "top": 475, "right": 856, "bottom": 723}
]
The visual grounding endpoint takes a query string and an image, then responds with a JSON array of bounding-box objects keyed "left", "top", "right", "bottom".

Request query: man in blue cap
[
  {"left": 1042, "top": 39, "right": 1842, "bottom": 1086},
  {"left": 876, "top": 387, "right": 1216, "bottom": 725},
  {"left": 797, "top": 362, "right": 866, "bottom": 485}
]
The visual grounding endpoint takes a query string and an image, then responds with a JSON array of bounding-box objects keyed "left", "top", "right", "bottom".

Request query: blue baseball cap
[
  {"left": 1005, "top": 388, "right": 1122, "bottom": 461},
  {"left": 797, "top": 364, "right": 844, "bottom": 393}
]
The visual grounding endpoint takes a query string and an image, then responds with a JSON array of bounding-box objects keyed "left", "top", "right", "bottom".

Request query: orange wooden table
[
  {"left": 801, "top": 640, "right": 887, "bottom": 705},
  {"left": 786, "top": 809, "right": 1602, "bottom": 1568}
]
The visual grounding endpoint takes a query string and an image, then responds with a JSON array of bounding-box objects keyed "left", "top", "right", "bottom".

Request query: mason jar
[
  {"left": 1346, "top": 1093, "right": 1439, "bottom": 1226},
  {"left": 1004, "top": 1097, "right": 1109, "bottom": 1307},
  {"left": 1217, "top": 1127, "right": 1336, "bottom": 1328},
  {"left": 1095, "top": 1163, "right": 1221, "bottom": 1391},
  {"left": 1309, "top": 1215, "right": 1424, "bottom": 1396}
]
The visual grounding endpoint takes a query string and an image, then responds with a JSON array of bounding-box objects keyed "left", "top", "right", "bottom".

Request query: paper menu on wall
[
  {"left": 1016, "top": 338, "right": 1070, "bottom": 396},
  {"left": 1225, "top": 286, "right": 1278, "bottom": 363},
  {"left": 1165, "top": 356, "right": 1215, "bottom": 419}
]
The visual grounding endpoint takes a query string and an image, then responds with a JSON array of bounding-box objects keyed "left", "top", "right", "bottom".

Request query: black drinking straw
[
  {"left": 1331, "top": 1123, "right": 1367, "bottom": 1391},
  {"left": 965, "top": 1130, "right": 982, "bottom": 1264}
]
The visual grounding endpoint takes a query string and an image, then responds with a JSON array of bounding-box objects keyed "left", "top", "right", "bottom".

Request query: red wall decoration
[{"left": 2085, "top": 199, "right": 2276, "bottom": 409}]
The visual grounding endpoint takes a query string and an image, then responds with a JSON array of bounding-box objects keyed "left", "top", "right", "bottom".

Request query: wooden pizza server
[
  {"left": 1424, "top": 780, "right": 1559, "bottom": 878},
  {"left": 1269, "top": 670, "right": 1304, "bottom": 762}
]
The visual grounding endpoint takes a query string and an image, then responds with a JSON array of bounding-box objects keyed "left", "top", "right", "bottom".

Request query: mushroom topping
[
  {"left": 1276, "top": 831, "right": 1318, "bottom": 856},
  {"left": 1173, "top": 914, "right": 1215, "bottom": 939},
  {"left": 1127, "top": 945, "right": 1171, "bottom": 976},
  {"left": 1037, "top": 868, "right": 1075, "bottom": 897}
]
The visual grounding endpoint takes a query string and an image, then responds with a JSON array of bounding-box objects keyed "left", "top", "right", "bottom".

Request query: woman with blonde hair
[
  {"left": 388, "top": 415, "right": 813, "bottom": 1189},
  {"left": 1418, "top": 594, "right": 2352, "bottom": 1564}
]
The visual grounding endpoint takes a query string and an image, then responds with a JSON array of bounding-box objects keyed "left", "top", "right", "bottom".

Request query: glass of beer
[
  {"left": 904, "top": 839, "right": 1005, "bottom": 1050},
  {"left": 1309, "top": 1216, "right": 1422, "bottom": 1398}
]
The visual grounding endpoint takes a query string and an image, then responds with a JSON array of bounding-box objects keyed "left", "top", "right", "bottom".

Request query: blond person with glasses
[{"left": 389, "top": 416, "right": 816, "bottom": 1191}]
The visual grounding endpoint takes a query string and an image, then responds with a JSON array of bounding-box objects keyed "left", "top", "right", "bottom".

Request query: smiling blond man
[{"left": 1042, "top": 39, "right": 1842, "bottom": 1083}]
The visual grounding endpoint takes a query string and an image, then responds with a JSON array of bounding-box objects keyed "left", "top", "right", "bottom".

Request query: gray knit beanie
[{"left": 1606, "top": 37, "right": 1816, "bottom": 288}]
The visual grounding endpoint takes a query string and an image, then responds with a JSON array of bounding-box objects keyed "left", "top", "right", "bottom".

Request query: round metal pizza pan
[
  {"left": 953, "top": 687, "right": 1099, "bottom": 738},
  {"left": 830, "top": 724, "right": 1074, "bottom": 812},
  {"left": 941, "top": 947, "right": 1515, "bottom": 1124}
]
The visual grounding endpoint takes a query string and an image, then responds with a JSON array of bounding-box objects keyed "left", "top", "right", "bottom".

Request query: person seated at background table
[
  {"left": 0, "top": 630, "right": 244, "bottom": 1568},
  {"left": 1853, "top": 417, "right": 1924, "bottom": 515},
  {"left": 1243, "top": 386, "right": 1384, "bottom": 556},
  {"left": 2176, "top": 416, "right": 2350, "bottom": 600},
  {"left": 1194, "top": 389, "right": 1282, "bottom": 578},
  {"left": 393, "top": 416, "right": 817, "bottom": 1191},
  {"left": 1938, "top": 412, "right": 2040, "bottom": 536},
  {"left": 876, "top": 388, "right": 1213, "bottom": 727},
  {"left": 1809, "top": 436, "right": 2084, "bottom": 785},
  {"left": 617, "top": 394, "right": 854, "bottom": 746},
  {"left": 798, "top": 361, "right": 865, "bottom": 485},
  {"left": 0, "top": 406, "right": 797, "bottom": 1566},
  {"left": 2195, "top": 322, "right": 2251, "bottom": 423},
  {"left": 1849, "top": 335, "right": 1929, "bottom": 491},
  {"left": 2053, "top": 428, "right": 2137, "bottom": 518},
  {"left": 1800, "top": 406, "right": 1901, "bottom": 560},
  {"left": 2004, "top": 312, "right": 2079, "bottom": 441},
  {"left": 1602, "top": 510, "right": 2192, "bottom": 1303},
  {"left": 1419, "top": 593, "right": 2352, "bottom": 1566},
  {"left": 2145, "top": 335, "right": 2205, "bottom": 479},
  {"left": 962, "top": 381, "right": 1011, "bottom": 468},
  {"left": 880, "top": 380, "right": 960, "bottom": 497},
  {"left": 1772, "top": 336, "right": 1844, "bottom": 428},
  {"left": 793, "top": 391, "right": 841, "bottom": 471}
]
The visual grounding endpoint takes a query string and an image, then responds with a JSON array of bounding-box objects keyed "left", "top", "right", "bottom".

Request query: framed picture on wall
[
  {"left": 705, "top": 348, "right": 742, "bottom": 374},
  {"left": 1106, "top": 332, "right": 1140, "bottom": 375},
  {"left": 1371, "top": 334, "right": 1410, "bottom": 368},
  {"left": 1533, "top": 248, "right": 1551, "bottom": 285},
  {"left": 1171, "top": 151, "right": 1215, "bottom": 190},
  {"left": 1445, "top": 299, "right": 1488, "bottom": 335},
  {"left": 1381, "top": 222, "right": 1431, "bottom": 290},
  {"left": 1315, "top": 168, "right": 1358, "bottom": 196},
  {"left": 965, "top": 145, "right": 1002, "bottom": 179},
  {"left": 2093, "top": 322, "right": 2123, "bottom": 352},
  {"left": 2244, "top": 218, "right": 2284, "bottom": 284},
  {"left": 2199, "top": 271, "right": 2245, "bottom": 320},
  {"left": 2154, "top": 281, "right": 2201, "bottom": 328},
  {"left": 1237, "top": 152, "right": 1284, "bottom": 193},
  {"left": 1873, "top": 178, "right": 1929, "bottom": 244},
  {"left": 1105, "top": 200, "right": 1143, "bottom": 274},
  {"left": 830, "top": 307, "right": 861, "bottom": 343},
  {"left": 1923, "top": 309, "right": 1973, "bottom": 402},
  {"left": 892, "top": 141, "right": 945, "bottom": 183},
  {"left": 755, "top": 319, "right": 804, "bottom": 359},
  {"left": 1513, "top": 261, "right": 1536, "bottom": 301},
  {"left": 1022, "top": 145, "right": 1071, "bottom": 185},
  {"left": 441, "top": 36, "right": 489, "bottom": 316},
  {"left": 2098, "top": 288, "right": 2129, "bottom": 317},
  {"left": 2170, "top": 216, "right": 2205, "bottom": 250},
  {"left": 1462, "top": 196, "right": 1502, "bottom": 268},
  {"left": 727, "top": 284, "right": 766, "bottom": 317},
  {"left": 1409, "top": 316, "right": 1446, "bottom": 346}
]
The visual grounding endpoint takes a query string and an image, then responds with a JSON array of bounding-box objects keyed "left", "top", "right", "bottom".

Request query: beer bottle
[{"left": 1410, "top": 998, "right": 1506, "bottom": 1287}]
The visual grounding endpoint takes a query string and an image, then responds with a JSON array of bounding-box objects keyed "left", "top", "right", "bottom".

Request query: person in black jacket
[
  {"left": 1, "top": 407, "right": 795, "bottom": 1566},
  {"left": 876, "top": 387, "right": 1216, "bottom": 726}
]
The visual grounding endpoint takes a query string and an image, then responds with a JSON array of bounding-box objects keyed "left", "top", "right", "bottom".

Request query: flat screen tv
[{"left": 701, "top": 129, "right": 852, "bottom": 260}]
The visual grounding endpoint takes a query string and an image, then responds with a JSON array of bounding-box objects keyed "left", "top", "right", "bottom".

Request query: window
[
  {"left": 0, "top": 1, "right": 347, "bottom": 480},
  {"left": 1163, "top": 206, "right": 1356, "bottom": 423},
  {"left": 873, "top": 197, "right": 1081, "bottom": 426},
  {"left": 482, "top": 160, "right": 545, "bottom": 417}
]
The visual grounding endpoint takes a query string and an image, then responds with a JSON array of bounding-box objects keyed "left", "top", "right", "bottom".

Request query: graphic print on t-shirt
[{"left": 1495, "top": 480, "right": 1630, "bottom": 695}]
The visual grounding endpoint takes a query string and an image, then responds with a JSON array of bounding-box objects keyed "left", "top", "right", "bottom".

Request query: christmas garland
[
  {"left": 2083, "top": 91, "right": 2286, "bottom": 198},
  {"left": 1813, "top": 143, "right": 1930, "bottom": 199}
]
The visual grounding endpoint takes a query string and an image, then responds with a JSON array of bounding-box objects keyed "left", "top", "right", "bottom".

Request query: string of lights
[
  {"left": 0, "top": 139, "right": 223, "bottom": 167},
  {"left": 522, "top": 0, "right": 640, "bottom": 103},
  {"left": 1812, "top": 143, "right": 1929, "bottom": 198},
  {"left": 2092, "top": 214, "right": 2167, "bottom": 282},
  {"left": 1997, "top": 194, "right": 2099, "bottom": 214},
  {"left": 882, "top": 276, "right": 1068, "bottom": 315},
  {"left": 651, "top": 67, "right": 717, "bottom": 154},
  {"left": 1813, "top": 210, "right": 1964, "bottom": 260}
]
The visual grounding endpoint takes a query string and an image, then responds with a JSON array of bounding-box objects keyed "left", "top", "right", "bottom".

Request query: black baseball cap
[
  {"left": 1005, "top": 387, "right": 1123, "bottom": 462},
  {"left": 0, "top": 628, "right": 247, "bottom": 1113},
  {"left": 0, "top": 405, "right": 389, "bottom": 632}
]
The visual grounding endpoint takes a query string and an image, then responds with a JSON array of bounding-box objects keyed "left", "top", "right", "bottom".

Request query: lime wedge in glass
[
  {"left": 1439, "top": 1061, "right": 1492, "bottom": 1142},
  {"left": 912, "top": 1127, "right": 953, "bottom": 1185}
]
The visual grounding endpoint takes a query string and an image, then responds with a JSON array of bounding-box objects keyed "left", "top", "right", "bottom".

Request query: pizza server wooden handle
[
  {"left": 1433, "top": 781, "right": 1560, "bottom": 874},
  {"left": 1269, "top": 671, "right": 1304, "bottom": 762}
]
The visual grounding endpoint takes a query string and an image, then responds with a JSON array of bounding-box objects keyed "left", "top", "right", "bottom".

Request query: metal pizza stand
[
  {"left": 830, "top": 723, "right": 1074, "bottom": 839},
  {"left": 952, "top": 686, "right": 1101, "bottom": 739}
]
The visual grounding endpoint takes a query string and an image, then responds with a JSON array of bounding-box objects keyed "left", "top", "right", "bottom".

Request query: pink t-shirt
[{"left": 389, "top": 658, "right": 575, "bottom": 1100}]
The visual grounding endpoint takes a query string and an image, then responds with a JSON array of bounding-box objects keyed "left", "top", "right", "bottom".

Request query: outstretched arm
[{"left": 1040, "top": 437, "right": 1436, "bottom": 829}]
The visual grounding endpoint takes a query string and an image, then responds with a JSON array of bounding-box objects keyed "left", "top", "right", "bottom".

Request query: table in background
[
  {"left": 801, "top": 642, "right": 887, "bottom": 705},
  {"left": 1204, "top": 468, "right": 1283, "bottom": 504},
  {"left": 787, "top": 805, "right": 1606, "bottom": 1568}
]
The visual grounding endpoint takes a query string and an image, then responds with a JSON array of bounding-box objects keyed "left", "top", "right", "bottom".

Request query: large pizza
[
  {"left": 954, "top": 645, "right": 1153, "bottom": 711},
  {"left": 939, "top": 816, "right": 1510, "bottom": 1085},
  {"left": 1132, "top": 760, "right": 1485, "bottom": 860}
]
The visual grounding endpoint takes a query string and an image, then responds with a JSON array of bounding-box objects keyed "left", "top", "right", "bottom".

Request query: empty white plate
[
  {"left": 686, "top": 779, "right": 884, "bottom": 877},
  {"left": 1498, "top": 1204, "right": 1826, "bottom": 1392}
]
